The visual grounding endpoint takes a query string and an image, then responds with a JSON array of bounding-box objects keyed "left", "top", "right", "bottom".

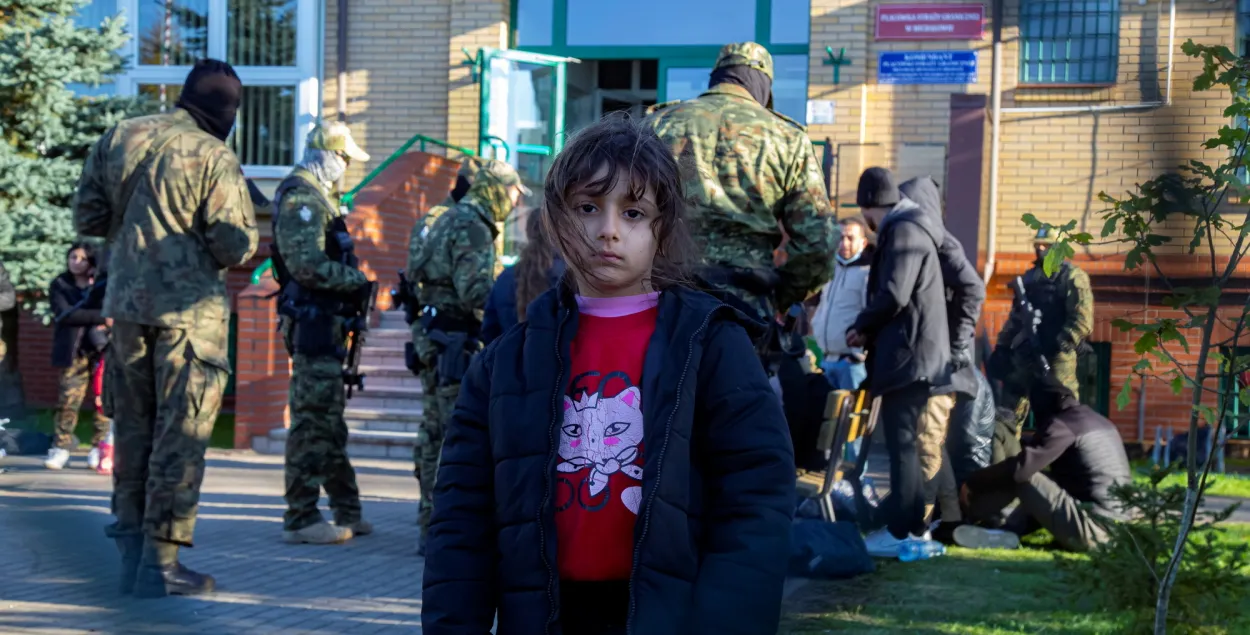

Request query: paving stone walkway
[{"left": 0, "top": 450, "right": 424, "bottom": 634}]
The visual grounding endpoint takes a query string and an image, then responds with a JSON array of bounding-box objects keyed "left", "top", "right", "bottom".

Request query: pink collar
[{"left": 575, "top": 292, "right": 660, "bottom": 318}]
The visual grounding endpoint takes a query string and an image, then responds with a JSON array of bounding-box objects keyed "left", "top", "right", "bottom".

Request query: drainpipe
[
  {"left": 983, "top": 0, "right": 1004, "bottom": 284},
  {"left": 983, "top": 0, "right": 1177, "bottom": 282},
  {"left": 337, "top": 0, "right": 348, "bottom": 122}
]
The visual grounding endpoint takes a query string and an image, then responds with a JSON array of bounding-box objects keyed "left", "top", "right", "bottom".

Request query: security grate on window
[{"left": 1019, "top": 0, "right": 1120, "bottom": 85}]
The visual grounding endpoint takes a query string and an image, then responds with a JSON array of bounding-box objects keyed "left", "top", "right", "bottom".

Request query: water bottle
[{"left": 898, "top": 539, "right": 946, "bottom": 562}]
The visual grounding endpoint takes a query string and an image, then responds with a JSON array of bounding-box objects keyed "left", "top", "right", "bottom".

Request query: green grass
[
  {"left": 780, "top": 524, "right": 1250, "bottom": 635},
  {"left": 1130, "top": 461, "right": 1250, "bottom": 499},
  {"left": 24, "top": 408, "right": 237, "bottom": 450}
]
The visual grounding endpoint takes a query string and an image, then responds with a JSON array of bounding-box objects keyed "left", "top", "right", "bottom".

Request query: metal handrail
[{"left": 249, "top": 133, "right": 476, "bottom": 285}]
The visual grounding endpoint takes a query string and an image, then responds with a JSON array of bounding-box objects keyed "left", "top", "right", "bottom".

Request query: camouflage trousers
[
  {"left": 416, "top": 376, "right": 459, "bottom": 542},
  {"left": 992, "top": 350, "right": 1080, "bottom": 464},
  {"left": 52, "top": 353, "right": 109, "bottom": 450},
  {"left": 283, "top": 353, "right": 362, "bottom": 531},
  {"left": 108, "top": 321, "right": 228, "bottom": 546}
]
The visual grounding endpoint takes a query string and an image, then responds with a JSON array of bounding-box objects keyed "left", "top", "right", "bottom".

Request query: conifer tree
[{"left": 0, "top": 0, "right": 144, "bottom": 312}]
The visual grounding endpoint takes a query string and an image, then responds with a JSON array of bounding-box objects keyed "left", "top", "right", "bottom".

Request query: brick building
[{"left": 16, "top": 0, "right": 1248, "bottom": 449}]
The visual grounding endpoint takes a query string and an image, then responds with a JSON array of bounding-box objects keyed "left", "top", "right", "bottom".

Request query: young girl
[
  {"left": 46, "top": 243, "right": 111, "bottom": 471},
  {"left": 422, "top": 115, "right": 795, "bottom": 635}
]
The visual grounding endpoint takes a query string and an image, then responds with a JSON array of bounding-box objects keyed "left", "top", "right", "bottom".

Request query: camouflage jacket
[
  {"left": 273, "top": 168, "right": 367, "bottom": 294},
  {"left": 73, "top": 109, "right": 258, "bottom": 335},
  {"left": 646, "top": 83, "right": 836, "bottom": 309},
  {"left": 998, "top": 261, "right": 1094, "bottom": 356},
  {"left": 410, "top": 196, "right": 499, "bottom": 323},
  {"left": 405, "top": 194, "right": 455, "bottom": 284}
]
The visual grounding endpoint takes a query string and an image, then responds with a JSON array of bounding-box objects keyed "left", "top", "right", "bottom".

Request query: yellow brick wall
[
  {"left": 996, "top": 0, "right": 1239, "bottom": 256},
  {"left": 447, "top": 0, "right": 511, "bottom": 152},
  {"left": 324, "top": 0, "right": 454, "bottom": 185},
  {"left": 808, "top": 0, "right": 1240, "bottom": 258}
]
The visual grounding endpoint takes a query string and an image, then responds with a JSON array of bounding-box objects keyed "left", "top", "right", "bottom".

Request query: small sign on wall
[
  {"left": 878, "top": 51, "right": 978, "bottom": 85},
  {"left": 875, "top": 3, "right": 986, "bottom": 40},
  {"left": 806, "top": 100, "right": 836, "bottom": 125}
]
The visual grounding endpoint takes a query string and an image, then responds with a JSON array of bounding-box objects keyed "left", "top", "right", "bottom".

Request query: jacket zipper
[
  {"left": 625, "top": 308, "right": 717, "bottom": 635},
  {"left": 540, "top": 307, "right": 568, "bottom": 635}
]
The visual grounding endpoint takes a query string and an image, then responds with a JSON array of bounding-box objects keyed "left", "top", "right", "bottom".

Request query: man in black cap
[
  {"left": 848, "top": 168, "right": 951, "bottom": 557},
  {"left": 958, "top": 375, "right": 1131, "bottom": 552},
  {"left": 74, "top": 58, "right": 258, "bottom": 598}
]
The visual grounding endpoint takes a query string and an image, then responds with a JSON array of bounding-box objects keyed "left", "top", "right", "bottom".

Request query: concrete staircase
[{"left": 251, "top": 310, "right": 422, "bottom": 460}]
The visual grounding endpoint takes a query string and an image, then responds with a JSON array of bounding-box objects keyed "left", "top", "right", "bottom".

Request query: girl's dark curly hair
[{"left": 541, "top": 113, "right": 695, "bottom": 293}]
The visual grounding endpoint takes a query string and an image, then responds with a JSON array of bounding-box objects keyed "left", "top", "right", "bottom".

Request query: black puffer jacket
[
  {"left": 49, "top": 273, "right": 107, "bottom": 368},
  {"left": 422, "top": 285, "right": 796, "bottom": 635},
  {"left": 852, "top": 181, "right": 950, "bottom": 395}
]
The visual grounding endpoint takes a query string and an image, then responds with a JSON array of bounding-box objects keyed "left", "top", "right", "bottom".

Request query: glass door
[{"left": 478, "top": 48, "right": 579, "bottom": 264}]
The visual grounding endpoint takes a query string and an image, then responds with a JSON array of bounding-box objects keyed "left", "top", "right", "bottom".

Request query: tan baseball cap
[
  {"left": 478, "top": 159, "right": 531, "bottom": 196},
  {"left": 307, "top": 121, "right": 370, "bottom": 163}
]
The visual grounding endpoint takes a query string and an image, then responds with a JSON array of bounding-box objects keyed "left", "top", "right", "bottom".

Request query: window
[
  {"left": 1241, "top": 0, "right": 1250, "bottom": 56},
  {"left": 772, "top": 54, "right": 809, "bottom": 125},
  {"left": 770, "top": 0, "right": 810, "bottom": 45},
  {"left": 1018, "top": 0, "right": 1119, "bottom": 85},
  {"left": 77, "top": 0, "right": 319, "bottom": 176},
  {"left": 515, "top": 0, "right": 554, "bottom": 47},
  {"left": 566, "top": 0, "right": 756, "bottom": 46},
  {"left": 1077, "top": 341, "right": 1112, "bottom": 417}
]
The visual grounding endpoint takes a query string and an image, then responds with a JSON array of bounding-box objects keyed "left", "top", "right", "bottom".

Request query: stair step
[
  {"left": 347, "top": 419, "right": 421, "bottom": 433},
  {"left": 256, "top": 426, "right": 416, "bottom": 459},
  {"left": 344, "top": 406, "right": 423, "bottom": 422}
]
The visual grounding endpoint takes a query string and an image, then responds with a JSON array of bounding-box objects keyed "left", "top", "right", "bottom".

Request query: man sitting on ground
[{"left": 958, "top": 375, "right": 1132, "bottom": 553}]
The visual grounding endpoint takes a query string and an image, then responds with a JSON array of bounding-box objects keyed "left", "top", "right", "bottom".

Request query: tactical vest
[
  {"left": 1024, "top": 262, "right": 1068, "bottom": 351},
  {"left": 269, "top": 174, "right": 358, "bottom": 301}
]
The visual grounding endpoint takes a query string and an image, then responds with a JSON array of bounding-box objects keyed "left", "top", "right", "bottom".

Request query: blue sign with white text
[{"left": 878, "top": 51, "right": 977, "bottom": 85}]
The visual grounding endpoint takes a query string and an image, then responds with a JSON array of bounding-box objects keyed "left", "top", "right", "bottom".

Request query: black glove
[{"left": 950, "top": 344, "right": 974, "bottom": 371}]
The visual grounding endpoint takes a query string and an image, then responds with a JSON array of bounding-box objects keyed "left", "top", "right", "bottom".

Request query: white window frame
[{"left": 113, "top": 0, "right": 320, "bottom": 178}]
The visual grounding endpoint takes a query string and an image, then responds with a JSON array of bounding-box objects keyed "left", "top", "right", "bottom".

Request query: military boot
[
  {"left": 132, "top": 538, "right": 216, "bottom": 598},
  {"left": 114, "top": 534, "right": 144, "bottom": 595}
]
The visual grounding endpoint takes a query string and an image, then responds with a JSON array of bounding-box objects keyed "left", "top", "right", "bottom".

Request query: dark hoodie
[
  {"left": 851, "top": 179, "right": 950, "bottom": 395},
  {"left": 898, "top": 177, "right": 986, "bottom": 398}
]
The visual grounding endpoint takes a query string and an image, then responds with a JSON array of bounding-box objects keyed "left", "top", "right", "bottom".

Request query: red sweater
[{"left": 555, "top": 293, "right": 659, "bottom": 582}]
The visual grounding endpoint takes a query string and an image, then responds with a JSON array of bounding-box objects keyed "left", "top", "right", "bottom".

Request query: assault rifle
[
  {"left": 1010, "top": 276, "right": 1050, "bottom": 377},
  {"left": 342, "top": 281, "right": 379, "bottom": 399}
]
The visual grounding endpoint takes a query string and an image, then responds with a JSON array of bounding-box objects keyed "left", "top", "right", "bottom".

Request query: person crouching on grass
[{"left": 420, "top": 114, "right": 796, "bottom": 635}]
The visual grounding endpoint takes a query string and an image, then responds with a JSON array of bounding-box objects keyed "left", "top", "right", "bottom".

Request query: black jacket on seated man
[{"left": 964, "top": 375, "right": 1131, "bottom": 551}]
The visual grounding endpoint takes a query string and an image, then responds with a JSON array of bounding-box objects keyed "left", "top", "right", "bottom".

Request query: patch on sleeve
[{"left": 298, "top": 206, "right": 313, "bottom": 222}]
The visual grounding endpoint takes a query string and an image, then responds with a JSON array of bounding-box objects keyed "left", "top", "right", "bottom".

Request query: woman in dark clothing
[
  {"left": 481, "top": 209, "right": 567, "bottom": 344},
  {"left": 44, "top": 243, "right": 110, "bottom": 470},
  {"left": 422, "top": 116, "right": 795, "bottom": 635}
]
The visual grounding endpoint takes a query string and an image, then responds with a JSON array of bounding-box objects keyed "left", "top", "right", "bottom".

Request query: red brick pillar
[{"left": 232, "top": 278, "right": 291, "bottom": 449}]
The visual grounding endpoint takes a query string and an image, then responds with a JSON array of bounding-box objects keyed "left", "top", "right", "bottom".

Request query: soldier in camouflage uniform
[
  {"left": 404, "top": 156, "right": 483, "bottom": 489},
  {"left": 988, "top": 225, "right": 1095, "bottom": 462},
  {"left": 646, "top": 42, "right": 835, "bottom": 316},
  {"left": 271, "top": 122, "right": 376, "bottom": 545},
  {"left": 73, "top": 59, "right": 258, "bottom": 598},
  {"left": 409, "top": 159, "right": 528, "bottom": 555}
]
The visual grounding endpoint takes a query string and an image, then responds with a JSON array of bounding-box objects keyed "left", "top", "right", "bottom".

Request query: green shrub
[{"left": 1060, "top": 464, "right": 1249, "bottom": 634}]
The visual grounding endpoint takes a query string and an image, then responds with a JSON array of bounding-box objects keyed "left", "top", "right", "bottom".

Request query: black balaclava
[
  {"left": 176, "top": 59, "right": 243, "bottom": 141},
  {"left": 451, "top": 175, "right": 472, "bottom": 203},
  {"left": 1028, "top": 374, "right": 1079, "bottom": 425},
  {"left": 708, "top": 65, "right": 773, "bottom": 108}
]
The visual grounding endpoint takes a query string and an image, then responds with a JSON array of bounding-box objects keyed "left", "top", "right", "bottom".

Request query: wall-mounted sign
[
  {"left": 875, "top": 3, "right": 985, "bottom": 40},
  {"left": 807, "top": 100, "right": 836, "bottom": 125},
  {"left": 878, "top": 51, "right": 978, "bottom": 85}
]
